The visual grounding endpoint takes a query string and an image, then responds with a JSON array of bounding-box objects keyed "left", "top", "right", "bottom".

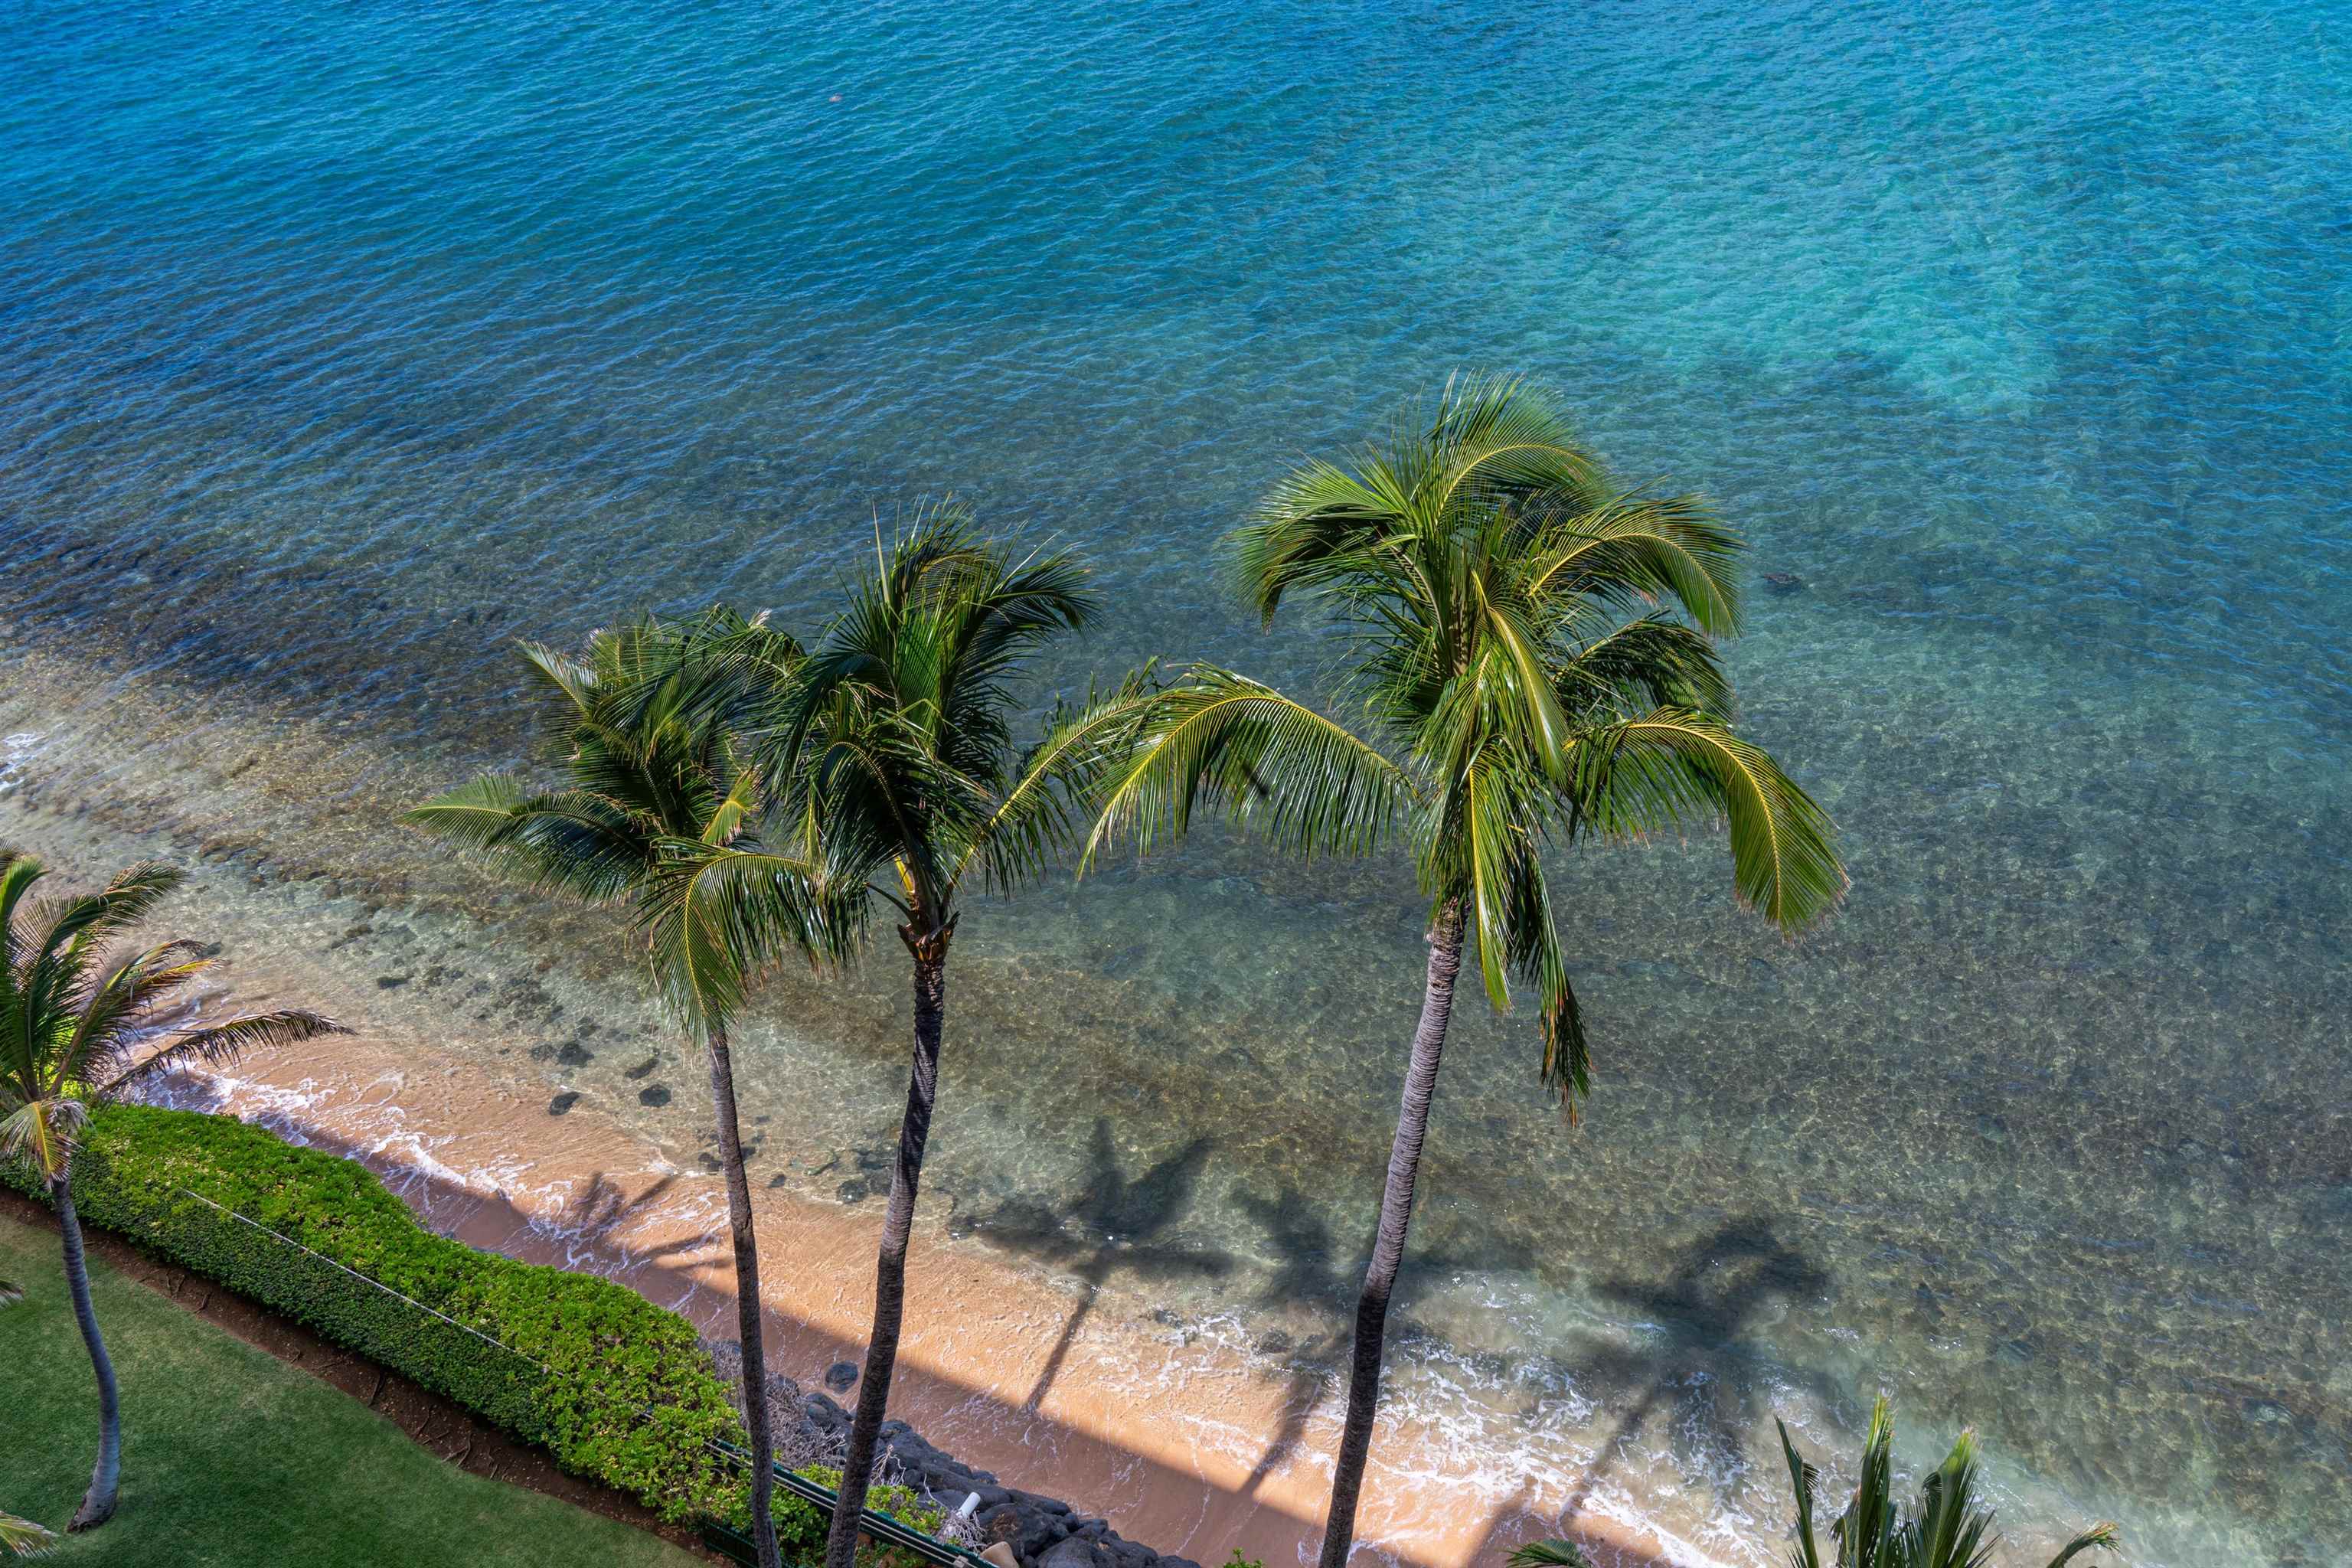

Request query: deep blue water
[{"left": 3, "top": 4, "right": 2349, "bottom": 1564}]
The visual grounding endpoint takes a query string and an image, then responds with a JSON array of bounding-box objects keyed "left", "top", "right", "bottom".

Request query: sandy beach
[{"left": 143, "top": 1020, "right": 1709, "bottom": 1568}]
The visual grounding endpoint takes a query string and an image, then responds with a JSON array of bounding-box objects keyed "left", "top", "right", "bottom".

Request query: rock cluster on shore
[{"left": 707, "top": 1341, "right": 1204, "bottom": 1568}]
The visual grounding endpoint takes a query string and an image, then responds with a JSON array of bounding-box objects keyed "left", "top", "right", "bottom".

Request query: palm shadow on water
[
  {"left": 968, "top": 1119, "right": 1231, "bottom": 1413},
  {"left": 1230, "top": 1185, "right": 1540, "bottom": 1499},
  {"left": 1558, "top": 1214, "right": 1831, "bottom": 1528},
  {"left": 551, "top": 1170, "right": 714, "bottom": 1271}
]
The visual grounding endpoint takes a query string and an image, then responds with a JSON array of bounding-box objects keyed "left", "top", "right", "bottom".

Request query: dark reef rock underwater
[{"left": 706, "top": 1340, "right": 1200, "bottom": 1568}]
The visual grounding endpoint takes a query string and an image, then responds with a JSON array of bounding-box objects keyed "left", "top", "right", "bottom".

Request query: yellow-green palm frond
[
  {"left": 641, "top": 841, "right": 877, "bottom": 1037},
  {"left": 1516, "top": 490, "right": 1743, "bottom": 636},
  {"left": 1417, "top": 370, "right": 1607, "bottom": 526},
  {"left": 2046, "top": 1524, "right": 2124, "bottom": 1567},
  {"left": 1570, "top": 710, "right": 1845, "bottom": 930},
  {"left": 1084, "top": 667, "right": 1416, "bottom": 869},
  {"left": 0, "top": 1509, "right": 59, "bottom": 1559},
  {"left": 1553, "top": 614, "right": 1734, "bottom": 720},
  {"left": 0, "top": 1097, "right": 86, "bottom": 1181}
]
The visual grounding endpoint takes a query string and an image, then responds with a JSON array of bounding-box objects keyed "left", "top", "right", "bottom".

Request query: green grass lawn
[{"left": 0, "top": 1210, "right": 704, "bottom": 1567}]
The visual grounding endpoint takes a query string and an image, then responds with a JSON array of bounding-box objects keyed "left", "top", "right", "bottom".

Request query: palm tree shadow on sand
[
  {"left": 968, "top": 1119, "right": 1231, "bottom": 1413},
  {"left": 1557, "top": 1213, "right": 1831, "bottom": 1528}
]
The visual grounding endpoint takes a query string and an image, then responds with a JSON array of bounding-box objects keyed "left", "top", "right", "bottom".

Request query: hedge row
[{"left": 7, "top": 1103, "right": 936, "bottom": 1542}]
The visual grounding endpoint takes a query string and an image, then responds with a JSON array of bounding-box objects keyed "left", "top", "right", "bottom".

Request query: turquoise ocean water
[{"left": 3, "top": 4, "right": 2347, "bottom": 1564}]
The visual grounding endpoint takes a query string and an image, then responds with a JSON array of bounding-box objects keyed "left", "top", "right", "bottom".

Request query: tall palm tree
[
  {"left": 0, "top": 854, "right": 345, "bottom": 1531},
  {"left": 1778, "top": 1400, "right": 2119, "bottom": 1567},
  {"left": 646, "top": 504, "right": 1116, "bottom": 1568},
  {"left": 1085, "top": 375, "right": 1847, "bottom": 1567},
  {"left": 407, "top": 613, "right": 860, "bottom": 1568}
]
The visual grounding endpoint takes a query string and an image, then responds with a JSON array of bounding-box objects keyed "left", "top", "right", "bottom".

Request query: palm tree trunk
[
  {"left": 52, "top": 1171, "right": 121, "bottom": 1533},
  {"left": 824, "top": 926, "right": 949, "bottom": 1568},
  {"left": 705, "top": 1024, "right": 783, "bottom": 1568},
  {"left": 1316, "top": 900, "right": 1465, "bottom": 1568}
]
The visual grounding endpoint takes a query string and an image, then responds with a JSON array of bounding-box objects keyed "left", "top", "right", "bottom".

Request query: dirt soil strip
[{"left": 0, "top": 1187, "right": 722, "bottom": 1562}]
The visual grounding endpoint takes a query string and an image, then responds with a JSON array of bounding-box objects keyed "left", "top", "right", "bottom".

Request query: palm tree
[
  {"left": 0, "top": 854, "right": 345, "bottom": 1531},
  {"left": 646, "top": 504, "right": 1116, "bottom": 1568},
  {"left": 1777, "top": 1400, "right": 2119, "bottom": 1566},
  {"left": 1085, "top": 375, "right": 1847, "bottom": 1568},
  {"left": 406, "top": 612, "right": 861, "bottom": 1568}
]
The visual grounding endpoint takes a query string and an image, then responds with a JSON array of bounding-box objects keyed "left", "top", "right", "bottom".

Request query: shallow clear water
[{"left": 3, "top": 2, "right": 2349, "bottom": 1564}]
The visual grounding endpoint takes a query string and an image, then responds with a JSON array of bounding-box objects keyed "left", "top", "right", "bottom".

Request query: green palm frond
[
  {"left": 0, "top": 1279, "right": 22, "bottom": 1306},
  {"left": 2044, "top": 1524, "right": 2123, "bottom": 1568},
  {"left": 94, "top": 1008, "right": 349, "bottom": 1095},
  {"left": 1780, "top": 1401, "right": 2119, "bottom": 1568},
  {"left": 409, "top": 615, "right": 854, "bottom": 1037},
  {"left": 59, "top": 940, "right": 215, "bottom": 1085},
  {"left": 1506, "top": 1542, "right": 1592, "bottom": 1568},
  {"left": 0, "top": 854, "right": 343, "bottom": 1180},
  {"left": 0, "top": 853, "right": 46, "bottom": 983},
  {"left": 517, "top": 637, "right": 602, "bottom": 736},
  {"left": 1570, "top": 710, "right": 1845, "bottom": 930},
  {"left": 1084, "top": 666, "right": 1416, "bottom": 868},
  {"left": 642, "top": 842, "right": 877, "bottom": 1037},
  {"left": 405, "top": 778, "right": 658, "bottom": 903},
  {"left": 1516, "top": 490, "right": 1743, "bottom": 635},
  {"left": 48, "top": 861, "right": 184, "bottom": 958},
  {"left": 956, "top": 666, "right": 1165, "bottom": 896},
  {"left": 1779, "top": 1418, "right": 1825, "bottom": 1568},
  {"left": 740, "top": 508, "right": 1109, "bottom": 933},
  {"left": 1086, "top": 375, "right": 1843, "bottom": 1113},
  {"left": 1554, "top": 615, "right": 1734, "bottom": 720}
]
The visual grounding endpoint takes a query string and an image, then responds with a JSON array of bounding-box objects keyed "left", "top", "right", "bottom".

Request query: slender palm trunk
[
  {"left": 705, "top": 1024, "right": 782, "bottom": 1568},
  {"left": 1316, "top": 901, "right": 1465, "bottom": 1568},
  {"left": 824, "top": 925, "right": 949, "bottom": 1568},
  {"left": 52, "top": 1172, "right": 121, "bottom": 1533}
]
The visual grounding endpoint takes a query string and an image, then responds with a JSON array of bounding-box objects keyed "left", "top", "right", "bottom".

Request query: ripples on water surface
[{"left": 3, "top": 2, "right": 2348, "bottom": 1564}]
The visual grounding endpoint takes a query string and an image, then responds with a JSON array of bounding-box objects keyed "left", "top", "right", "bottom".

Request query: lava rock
[{"left": 823, "top": 1361, "right": 860, "bottom": 1393}]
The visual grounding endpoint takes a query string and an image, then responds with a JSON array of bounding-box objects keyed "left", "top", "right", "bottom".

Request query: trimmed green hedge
[{"left": 5, "top": 1104, "right": 937, "bottom": 1544}]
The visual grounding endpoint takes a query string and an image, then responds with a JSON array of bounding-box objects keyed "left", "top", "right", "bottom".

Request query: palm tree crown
[
  {"left": 0, "top": 856, "right": 345, "bottom": 1178},
  {"left": 737, "top": 501, "right": 1106, "bottom": 950},
  {"left": 1779, "top": 1400, "right": 2120, "bottom": 1568},
  {"left": 1091, "top": 372, "right": 1844, "bottom": 1113},
  {"left": 1, "top": 851, "right": 345, "bottom": 1533},
  {"left": 407, "top": 610, "right": 864, "bottom": 1037}
]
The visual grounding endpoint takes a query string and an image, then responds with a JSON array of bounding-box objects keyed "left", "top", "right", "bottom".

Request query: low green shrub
[
  {"left": 773, "top": 1466, "right": 943, "bottom": 1564},
  {"left": 2, "top": 1103, "right": 916, "bottom": 1545}
]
